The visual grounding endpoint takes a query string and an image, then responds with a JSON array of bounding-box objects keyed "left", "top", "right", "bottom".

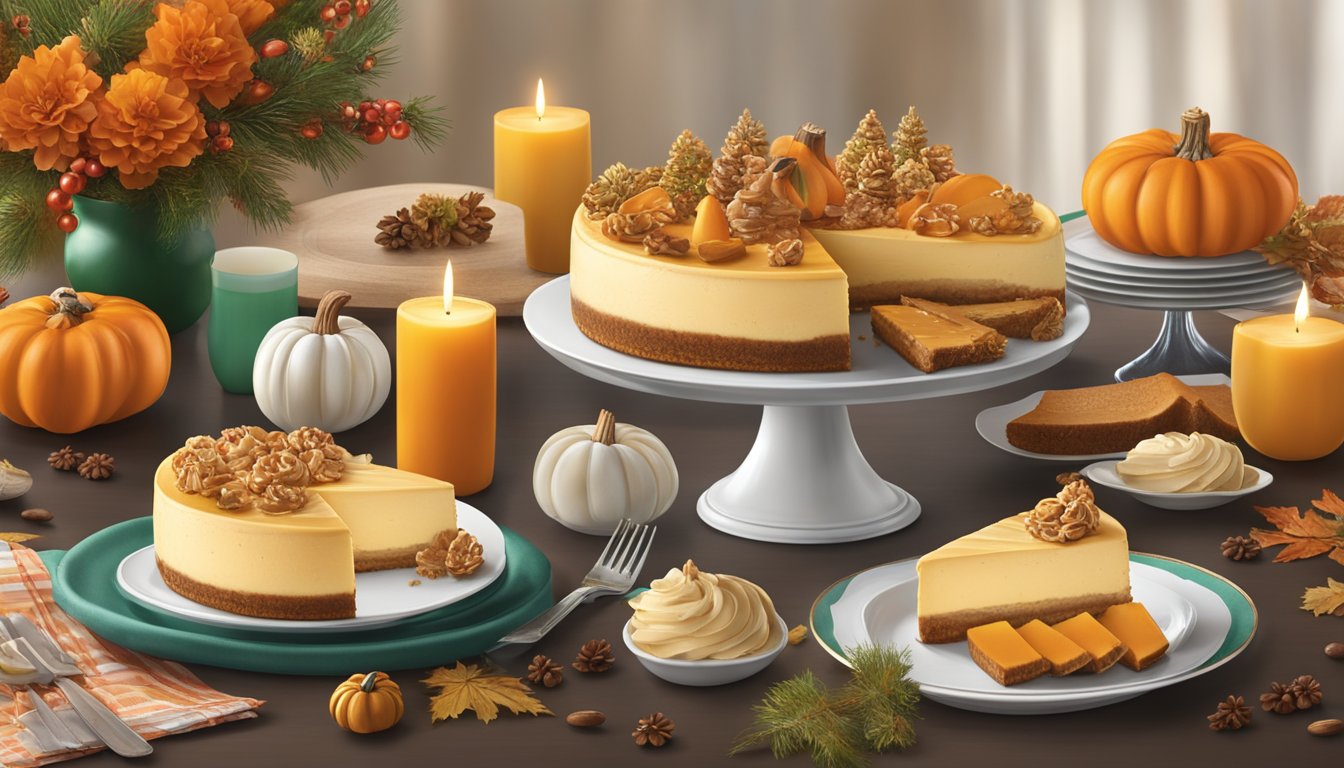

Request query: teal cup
[{"left": 208, "top": 247, "right": 299, "bottom": 394}]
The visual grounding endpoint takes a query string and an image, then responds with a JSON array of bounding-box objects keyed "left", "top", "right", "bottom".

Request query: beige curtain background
[{"left": 207, "top": 0, "right": 1341, "bottom": 247}]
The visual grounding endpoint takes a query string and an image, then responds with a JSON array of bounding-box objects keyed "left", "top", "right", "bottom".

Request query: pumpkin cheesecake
[
  {"left": 153, "top": 427, "right": 456, "bottom": 620},
  {"left": 870, "top": 302, "right": 1006, "bottom": 373},
  {"left": 916, "top": 480, "right": 1131, "bottom": 643}
]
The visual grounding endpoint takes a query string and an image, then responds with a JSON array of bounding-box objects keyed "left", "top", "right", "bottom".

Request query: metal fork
[{"left": 495, "top": 519, "right": 655, "bottom": 647}]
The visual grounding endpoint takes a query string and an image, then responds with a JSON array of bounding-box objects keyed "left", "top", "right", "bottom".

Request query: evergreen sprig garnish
[{"left": 731, "top": 645, "right": 920, "bottom": 768}]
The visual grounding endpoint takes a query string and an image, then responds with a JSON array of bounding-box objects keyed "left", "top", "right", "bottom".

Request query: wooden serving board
[{"left": 252, "top": 183, "right": 551, "bottom": 315}]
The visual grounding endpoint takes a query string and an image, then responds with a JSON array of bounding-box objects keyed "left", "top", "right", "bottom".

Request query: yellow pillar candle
[
  {"left": 494, "top": 79, "right": 591, "bottom": 274},
  {"left": 1232, "top": 285, "right": 1344, "bottom": 461},
  {"left": 396, "top": 262, "right": 497, "bottom": 494}
]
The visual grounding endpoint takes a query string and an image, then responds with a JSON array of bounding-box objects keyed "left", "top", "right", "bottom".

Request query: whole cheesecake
[
  {"left": 568, "top": 202, "right": 1064, "bottom": 373},
  {"left": 152, "top": 431, "right": 456, "bottom": 621},
  {"left": 916, "top": 509, "right": 1131, "bottom": 644}
]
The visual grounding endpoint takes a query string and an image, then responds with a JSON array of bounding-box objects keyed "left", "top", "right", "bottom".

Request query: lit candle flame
[
  {"left": 442, "top": 259, "right": 454, "bottom": 314},
  {"left": 535, "top": 78, "right": 545, "bottom": 120},
  {"left": 1294, "top": 282, "right": 1310, "bottom": 332}
]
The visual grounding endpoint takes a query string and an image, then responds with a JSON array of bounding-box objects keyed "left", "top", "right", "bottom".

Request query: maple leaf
[
  {"left": 0, "top": 533, "right": 40, "bottom": 544},
  {"left": 1301, "top": 578, "right": 1344, "bottom": 617},
  {"left": 422, "top": 662, "right": 553, "bottom": 724},
  {"left": 1249, "top": 489, "right": 1344, "bottom": 565}
]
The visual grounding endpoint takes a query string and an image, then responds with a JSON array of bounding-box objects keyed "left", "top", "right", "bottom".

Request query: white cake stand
[{"left": 523, "top": 277, "right": 1091, "bottom": 544}]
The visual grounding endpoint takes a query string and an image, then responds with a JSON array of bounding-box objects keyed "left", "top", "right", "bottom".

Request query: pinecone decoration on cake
[
  {"left": 660, "top": 129, "right": 714, "bottom": 220},
  {"left": 706, "top": 108, "right": 769, "bottom": 205},
  {"left": 920, "top": 143, "right": 958, "bottom": 183},
  {"left": 726, "top": 155, "right": 802, "bottom": 245},
  {"left": 572, "top": 639, "right": 615, "bottom": 673},
  {"left": 583, "top": 162, "right": 660, "bottom": 220},
  {"left": 1207, "top": 695, "right": 1252, "bottom": 731},
  {"left": 375, "top": 208, "right": 421, "bottom": 250},
  {"left": 891, "top": 158, "right": 936, "bottom": 203},
  {"left": 409, "top": 193, "right": 459, "bottom": 247},
  {"left": 892, "top": 105, "right": 928, "bottom": 166},
  {"left": 526, "top": 655, "right": 564, "bottom": 688},
  {"left": 632, "top": 712, "right": 675, "bottom": 748},
  {"left": 448, "top": 191, "right": 496, "bottom": 246},
  {"left": 837, "top": 109, "right": 887, "bottom": 194},
  {"left": 840, "top": 145, "right": 900, "bottom": 229}
]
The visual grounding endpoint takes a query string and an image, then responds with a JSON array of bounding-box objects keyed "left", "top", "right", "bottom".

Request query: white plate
[
  {"left": 115, "top": 502, "right": 506, "bottom": 633},
  {"left": 1065, "top": 260, "right": 1301, "bottom": 290},
  {"left": 1065, "top": 279, "right": 1299, "bottom": 311},
  {"left": 1082, "top": 460, "right": 1274, "bottom": 510},
  {"left": 817, "top": 555, "right": 1250, "bottom": 714},
  {"left": 1065, "top": 268, "right": 1301, "bottom": 301},
  {"left": 974, "top": 373, "right": 1230, "bottom": 461},
  {"left": 1066, "top": 229, "right": 1279, "bottom": 272}
]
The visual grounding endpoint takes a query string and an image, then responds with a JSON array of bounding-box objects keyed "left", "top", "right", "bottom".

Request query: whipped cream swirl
[
  {"left": 628, "top": 560, "right": 780, "bottom": 660},
  {"left": 1116, "top": 432, "right": 1248, "bottom": 493}
]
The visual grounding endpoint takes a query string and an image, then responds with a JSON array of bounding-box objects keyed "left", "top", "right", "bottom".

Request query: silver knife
[
  {"left": 0, "top": 616, "right": 152, "bottom": 757},
  {"left": 10, "top": 615, "right": 77, "bottom": 667}
]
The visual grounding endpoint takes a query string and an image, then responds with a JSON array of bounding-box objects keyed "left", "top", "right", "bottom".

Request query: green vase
[{"left": 64, "top": 196, "right": 214, "bottom": 334}]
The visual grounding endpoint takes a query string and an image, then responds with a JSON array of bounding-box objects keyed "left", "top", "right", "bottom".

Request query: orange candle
[
  {"left": 396, "top": 262, "right": 496, "bottom": 494},
  {"left": 494, "top": 79, "right": 591, "bottom": 274},
  {"left": 1232, "top": 285, "right": 1344, "bottom": 460}
]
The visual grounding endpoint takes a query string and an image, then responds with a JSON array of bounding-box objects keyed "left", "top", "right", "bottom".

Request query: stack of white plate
[{"left": 1066, "top": 228, "right": 1301, "bottom": 310}]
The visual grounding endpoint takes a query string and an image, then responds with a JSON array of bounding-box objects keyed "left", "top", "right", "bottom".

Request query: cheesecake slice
[
  {"left": 900, "top": 296, "right": 1064, "bottom": 341},
  {"left": 871, "top": 303, "right": 1006, "bottom": 373},
  {"left": 966, "top": 621, "right": 1051, "bottom": 686},
  {"left": 915, "top": 510, "right": 1132, "bottom": 644}
]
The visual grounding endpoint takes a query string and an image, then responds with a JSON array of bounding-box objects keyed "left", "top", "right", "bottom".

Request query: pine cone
[
  {"left": 1221, "top": 535, "right": 1261, "bottom": 561},
  {"left": 892, "top": 158, "right": 936, "bottom": 202},
  {"left": 1260, "top": 681, "right": 1298, "bottom": 714},
  {"left": 1207, "top": 695, "right": 1252, "bottom": 731},
  {"left": 526, "top": 654, "right": 564, "bottom": 688},
  {"left": 78, "top": 453, "right": 115, "bottom": 481},
  {"left": 838, "top": 109, "right": 887, "bottom": 193},
  {"left": 48, "top": 446, "right": 84, "bottom": 471},
  {"left": 583, "top": 162, "right": 655, "bottom": 220},
  {"left": 706, "top": 108, "right": 768, "bottom": 204},
  {"left": 726, "top": 156, "right": 802, "bottom": 245},
  {"left": 410, "top": 193, "right": 459, "bottom": 247},
  {"left": 632, "top": 712, "right": 674, "bottom": 748},
  {"left": 444, "top": 530, "right": 484, "bottom": 576},
  {"left": 375, "top": 208, "right": 421, "bottom": 250},
  {"left": 660, "top": 129, "right": 713, "bottom": 220},
  {"left": 892, "top": 105, "right": 928, "bottom": 166},
  {"left": 920, "top": 143, "right": 958, "bottom": 183},
  {"left": 572, "top": 639, "right": 615, "bottom": 673},
  {"left": 448, "top": 191, "right": 495, "bottom": 246},
  {"left": 1289, "top": 675, "right": 1323, "bottom": 710}
]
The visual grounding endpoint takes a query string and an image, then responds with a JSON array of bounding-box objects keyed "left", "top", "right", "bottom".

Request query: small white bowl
[
  {"left": 622, "top": 613, "right": 788, "bottom": 686},
  {"left": 1082, "top": 460, "right": 1274, "bottom": 510}
]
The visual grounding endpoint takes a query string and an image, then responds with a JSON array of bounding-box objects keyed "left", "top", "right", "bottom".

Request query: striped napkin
[{"left": 0, "top": 542, "right": 262, "bottom": 766}]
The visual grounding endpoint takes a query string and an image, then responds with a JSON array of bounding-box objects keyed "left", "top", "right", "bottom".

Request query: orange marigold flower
[
  {"left": 88, "top": 68, "right": 206, "bottom": 190},
  {"left": 139, "top": 0, "right": 256, "bottom": 109},
  {"left": 0, "top": 35, "right": 102, "bottom": 171},
  {"left": 222, "top": 0, "right": 276, "bottom": 36}
]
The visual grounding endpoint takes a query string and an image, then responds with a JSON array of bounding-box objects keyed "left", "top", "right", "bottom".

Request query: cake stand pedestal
[
  {"left": 1116, "top": 310, "right": 1231, "bottom": 381},
  {"left": 523, "top": 277, "right": 1091, "bottom": 544}
]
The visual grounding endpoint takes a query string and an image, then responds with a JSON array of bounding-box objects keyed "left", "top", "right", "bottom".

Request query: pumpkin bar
[
  {"left": 900, "top": 296, "right": 1065, "bottom": 341},
  {"left": 1052, "top": 612, "right": 1128, "bottom": 674},
  {"left": 1015, "top": 619, "right": 1091, "bottom": 677},
  {"left": 1097, "top": 602, "right": 1169, "bottom": 671},
  {"left": 870, "top": 303, "right": 1006, "bottom": 374},
  {"left": 966, "top": 620, "right": 1051, "bottom": 686}
]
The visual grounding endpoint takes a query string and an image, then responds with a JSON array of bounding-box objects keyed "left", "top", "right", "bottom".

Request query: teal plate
[
  {"left": 810, "top": 552, "right": 1256, "bottom": 714},
  {"left": 47, "top": 517, "right": 553, "bottom": 676}
]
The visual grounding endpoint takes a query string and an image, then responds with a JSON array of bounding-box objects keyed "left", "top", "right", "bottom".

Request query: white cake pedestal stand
[{"left": 523, "top": 277, "right": 1091, "bottom": 544}]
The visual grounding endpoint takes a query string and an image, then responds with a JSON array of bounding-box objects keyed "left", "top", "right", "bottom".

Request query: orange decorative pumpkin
[
  {"left": 329, "top": 671, "right": 404, "bottom": 734},
  {"left": 0, "top": 288, "right": 170, "bottom": 434},
  {"left": 1082, "top": 107, "right": 1298, "bottom": 257}
]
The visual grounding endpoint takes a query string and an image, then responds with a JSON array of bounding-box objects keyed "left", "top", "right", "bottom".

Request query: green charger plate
[{"left": 47, "top": 517, "right": 553, "bottom": 676}]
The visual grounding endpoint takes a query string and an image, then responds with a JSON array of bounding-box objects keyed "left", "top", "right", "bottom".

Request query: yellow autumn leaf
[
  {"left": 0, "top": 532, "right": 39, "bottom": 544},
  {"left": 1301, "top": 578, "right": 1344, "bottom": 617},
  {"left": 422, "top": 661, "right": 552, "bottom": 723}
]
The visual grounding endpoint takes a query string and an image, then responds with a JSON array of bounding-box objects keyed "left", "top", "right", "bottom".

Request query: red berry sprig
[
  {"left": 11, "top": 15, "right": 30, "bottom": 37},
  {"left": 45, "top": 156, "right": 106, "bottom": 233},
  {"left": 300, "top": 118, "right": 324, "bottom": 140},
  {"left": 338, "top": 98, "right": 411, "bottom": 144},
  {"left": 260, "top": 39, "right": 289, "bottom": 58},
  {"left": 206, "top": 121, "right": 234, "bottom": 153}
]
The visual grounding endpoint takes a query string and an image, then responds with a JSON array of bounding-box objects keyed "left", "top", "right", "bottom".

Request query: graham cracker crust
[
  {"left": 157, "top": 557, "right": 356, "bottom": 621},
  {"left": 851, "top": 281, "right": 1065, "bottom": 313},
  {"left": 572, "top": 298, "right": 851, "bottom": 372},
  {"left": 1080, "top": 642, "right": 1128, "bottom": 674},
  {"left": 918, "top": 590, "right": 1132, "bottom": 644},
  {"left": 354, "top": 543, "right": 429, "bottom": 573}
]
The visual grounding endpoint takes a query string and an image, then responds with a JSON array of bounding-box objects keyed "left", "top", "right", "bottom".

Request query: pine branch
[
  {"left": 833, "top": 645, "right": 920, "bottom": 752},
  {"left": 0, "top": 152, "right": 57, "bottom": 279},
  {"left": 731, "top": 671, "right": 865, "bottom": 768},
  {"left": 403, "top": 96, "right": 449, "bottom": 152},
  {"left": 77, "top": 0, "right": 156, "bottom": 78}
]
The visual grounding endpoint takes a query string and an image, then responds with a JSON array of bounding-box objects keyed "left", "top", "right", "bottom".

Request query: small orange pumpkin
[
  {"left": 0, "top": 288, "right": 170, "bottom": 434},
  {"left": 1082, "top": 107, "right": 1298, "bottom": 257},
  {"left": 329, "top": 671, "right": 404, "bottom": 734}
]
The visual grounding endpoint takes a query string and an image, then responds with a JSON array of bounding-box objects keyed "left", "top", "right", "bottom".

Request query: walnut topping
[
  {"left": 969, "top": 186, "right": 1043, "bottom": 236},
  {"left": 415, "top": 528, "right": 483, "bottom": 578},
  {"left": 602, "top": 210, "right": 669, "bottom": 243},
  {"left": 642, "top": 228, "right": 690, "bottom": 256},
  {"left": 726, "top": 155, "right": 801, "bottom": 245},
  {"left": 907, "top": 203, "right": 961, "bottom": 237},
  {"left": 767, "top": 238, "right": 804, "bottom": 267},
  {"left": 1025, "top": 479, "right": 1102, "bottom": 543},
  {"left": 169, "top": 426, "right": 351, "bottom": 515}
]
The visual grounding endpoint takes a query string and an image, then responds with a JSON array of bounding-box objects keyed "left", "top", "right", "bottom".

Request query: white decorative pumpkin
[
  {"left": 533, "top": 409, "right": 678, "bottom": 535},
  {"left": 253, "top": 290, "right": 391, "bottom": 433}
]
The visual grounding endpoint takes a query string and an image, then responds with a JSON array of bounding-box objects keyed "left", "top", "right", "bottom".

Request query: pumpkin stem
[
  {"left": 795, "top": 122, "right": 829, "bottom": 168},
  {"left": 313, "top": 290, "right": 353, "bottom": 335},
  {"left": 1173, "top": 107, "right": 1214, "bottom": 161},
  {"left": 359, "top": 671, "right": 381, "bottom": 692},
  {"left": 45, "top": 287, "right": 93, "bottom": 330},
  {"left": 592, "top": 409, "right": 616, "bottom": 446}
]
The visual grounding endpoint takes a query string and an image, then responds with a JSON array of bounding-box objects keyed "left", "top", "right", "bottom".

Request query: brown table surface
[{"left": 1, "top": 301, "right": 1341, "bottom": 767}]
